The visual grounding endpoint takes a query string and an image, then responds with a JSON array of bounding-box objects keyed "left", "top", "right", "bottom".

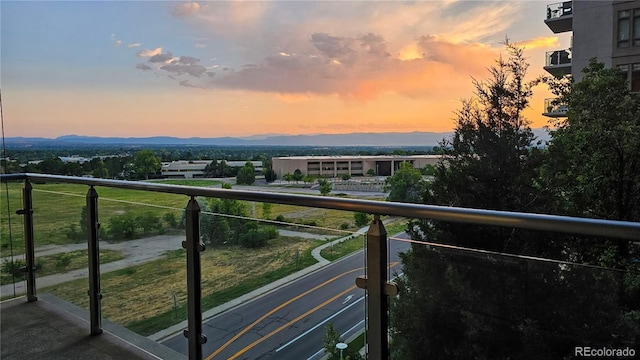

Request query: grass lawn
[
  {"left": 150, "top": 179, "right": 222, "bottom": 187},
  {"left": 320, "top": 220, "right": 408, "bottom": 261},
  {"left": 1, "top": 181, "right": 361, "bottom": 256},
  {"left": 41, "top": 236, "right": 322, "bottom": 336},
  {"left": 0, "top": 182, "right": 187, "bottom": 255}
]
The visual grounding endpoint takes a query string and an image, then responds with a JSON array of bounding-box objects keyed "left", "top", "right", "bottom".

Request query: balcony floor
[{"left": 1, "top": 293, "right": 185, "bottom": 360}]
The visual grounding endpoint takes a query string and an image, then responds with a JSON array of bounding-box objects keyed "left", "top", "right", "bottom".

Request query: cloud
[
  {"left": 172, "top": 2, "right": 200, "bottom": 18},
  {"left": 179, "top": 80, "right": 206, "bottom": 89},
  {"left": 128, "top": 43, "right": 142, "bottom": 48},
  {"left": 136, "top": 63, "right": 152, "bottom": 71},
  {"left": 111, "top": 34, "right": 122, "bottom": 47},
  {"left": 178, "top": 56, "right": 200, "bottom": 65},
  {"left": 516, "top": 36, "right": 559, "bottom": 50},
  {"left": 149, "top": 51, "right": 174, "bottom": 63},
  {"left": 137, "top": 47, "right": 163, "bottom": 58},
  {"left": 131, "top": 1, "right": 533, "bottom": 100},
  {"left": 160, "top": 63, "right": 207, "bottom": 77}
]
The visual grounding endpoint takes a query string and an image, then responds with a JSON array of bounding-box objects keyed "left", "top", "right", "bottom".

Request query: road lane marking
[
  {"left": 230, "top": 261, "right": 399, "bottom": 359},
  {"left": 276, "top": 296, "right": 364, "bottom": 352},
  {"left": 205, "top": 267, "right": 363, "bottom": 360},
  {"left": 343, "top": 294, "right": 354, "bottom": 304},
  {"left": 229, "top": 286, "right": 357, "bottom": 359}
]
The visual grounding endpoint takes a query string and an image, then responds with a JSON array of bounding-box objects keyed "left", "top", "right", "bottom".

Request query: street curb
[{"left": 149, "top": 218, "right": 400, "bottom": 343}]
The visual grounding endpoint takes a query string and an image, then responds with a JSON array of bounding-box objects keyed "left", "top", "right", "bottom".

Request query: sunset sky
[{"left": 1, "top": 1, "right": 570, "bottom": 138}]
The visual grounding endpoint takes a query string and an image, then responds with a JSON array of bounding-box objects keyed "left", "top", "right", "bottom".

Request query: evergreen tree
[{"left": 390, "top": 44, "right": 640, "bottom": 359}]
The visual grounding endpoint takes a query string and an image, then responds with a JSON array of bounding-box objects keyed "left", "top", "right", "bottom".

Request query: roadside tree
[
  {"left": 133, "top": 150, "right": 161, "bottom": 180},
  {"left": 383, "top": 162, "right": 425, "bottom": 203}
]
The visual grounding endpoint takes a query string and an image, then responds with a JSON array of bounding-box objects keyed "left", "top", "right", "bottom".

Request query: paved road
[{"left": 161, "top": 234, "right": 410, "bottom": 360}]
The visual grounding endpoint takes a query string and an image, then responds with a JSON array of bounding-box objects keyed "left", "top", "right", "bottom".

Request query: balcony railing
[
  {"left": 544, "top": 49, "right": 572, "bottom": 77},
  {"left": 545, "top": 1, "right": 573, "bottom": 33},
  {"left": 1, "top": 173, "right": 639, "bottom": 360},
  {"left": 542, "top": 97, "right": 568, "bottom": 118}
]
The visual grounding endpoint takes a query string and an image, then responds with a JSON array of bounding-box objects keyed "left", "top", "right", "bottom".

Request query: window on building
[
  {"left": 617, "top": 64, "right": 629, "bottom": 83},
  {"left": 634, "top": 9, "right": 640, "bottom": 46},
  {"left": 632, "top": 64, "right": 640, "bottom": 92},
  {"left": 619, "top": 10, "right": 631, "bottom": 48}
]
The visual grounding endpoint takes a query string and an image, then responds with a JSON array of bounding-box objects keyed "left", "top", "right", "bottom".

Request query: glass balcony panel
[
  {"left": 543, "top": 97, "right": 568, "bottom": 117},
  {"left": 545, "top": 1, "right": 573, "bottom": 33},
  {"left": 0, "top": 180, "right": 28, "bottom": 300},
  {"left": 546, "top": 1, "right": 573, "bottom": 20},
  {"left": 388, "top": 223, "right": 639, "bottom": 359}
]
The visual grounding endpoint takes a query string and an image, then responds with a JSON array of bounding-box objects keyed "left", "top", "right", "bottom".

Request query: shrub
[
  {"left": 163, "top": 212, "right": 179, "bottom": 228},
  {"left": 354, "top": 212, "right": 371, "bottom": 227},
  {"left": 55, "top": 254, "right": 72, "bottom": 269},
  {"left": 107, "top": 214, "right": 137, "bottom": 240},
  {"left": 1, "top": 259, "right": 25, "bottom": 277},
  {"left": 239, "top": 225, "right": 278, "bottom": 248}
]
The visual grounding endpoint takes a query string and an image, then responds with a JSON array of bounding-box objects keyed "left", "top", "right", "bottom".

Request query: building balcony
[
  {"left": 1, "top": 174, "right": 638, "bottom": 359},
  {"left": 544, "top": 49, "right": 572, "bottom": 77},
  {"left": 545, "top": 1, "right": 572, "bottom": 33},
  {"left": 542, "top": 97, "right": 568, "bottom": 117}
]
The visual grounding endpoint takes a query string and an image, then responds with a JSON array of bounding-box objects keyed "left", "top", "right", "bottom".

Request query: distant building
[
  {"left": 543, "top": 0, "right": 640, "bottom": 117},
  {"left": 59, "top": 155, "right": 90, "bottom": 164},
  {"left": 161, "top": 160, "right": 263, "bottom": 179},
  {"left": 272, "top": 155, "right": 440, "bottom": 178}
]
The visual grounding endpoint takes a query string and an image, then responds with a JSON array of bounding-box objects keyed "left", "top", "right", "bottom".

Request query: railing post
[
  {"left": 86, "top": 186, "right": 103, "bottom": 335},
  {"left": 364, "top": 215, "right": 389, "bottom": 360},
  {"left": 20, "top": 179, "right": 37, "bottom": 302},
  {"left": 183, "top": 197, "right": 206, "bottom": 360}
]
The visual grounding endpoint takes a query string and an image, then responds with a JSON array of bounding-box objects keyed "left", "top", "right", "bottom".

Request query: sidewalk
[{"left": 0, "top": 229, "right": 346, "bottom": 299}]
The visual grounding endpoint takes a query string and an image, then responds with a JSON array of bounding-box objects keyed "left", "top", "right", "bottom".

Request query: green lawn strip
[
  {"left": 1, "top": 249, "right": 124, "bottom": 285},
  {"left": 320, "top": 220, "right": 409, "bottom": 261},
  {"left": 122, "top": 241, "right": 321, "bottom": 335},
  {"left": 150, "top": 179, "right": 222, "bottom": 187},
  {"left": 348, "top": 331, "right": 366, "bottom": 354}
]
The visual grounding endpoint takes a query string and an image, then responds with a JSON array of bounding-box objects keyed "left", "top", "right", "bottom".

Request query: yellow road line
[
  {"left": 205, "top": 267, "right": 363, "bottom": 360},
  {"left": 227, "top": 261, "right": 399, "bottom": 360},
  {"left": 229, "top": 285, "right": 357, "bottom": 360}
]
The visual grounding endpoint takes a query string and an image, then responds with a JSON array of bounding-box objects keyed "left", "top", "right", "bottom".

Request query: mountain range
[{"left": 4, "top": 130, "right": 552, "bottom": 148}]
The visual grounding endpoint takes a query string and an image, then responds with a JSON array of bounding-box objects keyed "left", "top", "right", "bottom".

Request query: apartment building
[{"left": 543, "top": 0, "right": 640, "bottom": 117}]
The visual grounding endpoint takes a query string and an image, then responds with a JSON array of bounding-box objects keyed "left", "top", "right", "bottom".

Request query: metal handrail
[
  {"left": 2, "top": 173, "right": 639, "bottom": 240},
  {"left": 2, "top": 172, "right": 639, "bottom": 360}
]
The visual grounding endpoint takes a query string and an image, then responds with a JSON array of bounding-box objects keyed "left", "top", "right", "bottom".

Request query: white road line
[{"left": 276, "top": 296, "right": 364, "bottom": 352}]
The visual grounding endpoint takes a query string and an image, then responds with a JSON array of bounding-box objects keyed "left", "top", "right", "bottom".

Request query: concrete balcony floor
[{"left": 1, "top": 293, "right": 185, "bottom": 360}]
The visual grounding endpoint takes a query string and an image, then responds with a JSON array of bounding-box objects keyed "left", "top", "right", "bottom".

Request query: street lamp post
[{"left": 336, "top": 342, "right": 348, "bottom": 360}]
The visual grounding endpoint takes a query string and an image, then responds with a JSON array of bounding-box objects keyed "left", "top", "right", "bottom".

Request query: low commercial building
[
  {"left": 272, "top": 155, "right": 441, "bottom": 178},
  {"left": 161, "top": 160, "right": 263, "bottom": 179}
]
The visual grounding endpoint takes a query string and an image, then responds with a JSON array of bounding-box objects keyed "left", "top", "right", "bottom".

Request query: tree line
[{"left": 387, "top": 44, "right": 640, "bottom": 359}]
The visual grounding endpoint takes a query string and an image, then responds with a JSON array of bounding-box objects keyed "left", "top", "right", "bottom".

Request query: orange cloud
[
  {"left": 137, "top": 47, "right": 163, "bottom": 58},
  {"left": 516, "top": 36, "right": 559, "bottom": 49}
]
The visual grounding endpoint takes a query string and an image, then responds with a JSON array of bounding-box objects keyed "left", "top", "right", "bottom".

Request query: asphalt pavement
[{"left": 160, "top": 231, "right": 409, "bottom": 360}]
